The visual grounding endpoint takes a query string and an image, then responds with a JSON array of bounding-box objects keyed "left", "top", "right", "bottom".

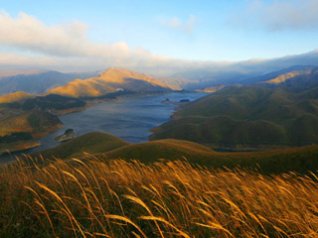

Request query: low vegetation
[
  {"left": 1, "top": 157, "right": 318, "bottom": 237},
  {"left": 0, "top": 110, "right": 62, "bottom": 154},
  {"left": 34, "top": 132, "right": 318, "bottom": 174},
  {"left": 152, "top": 82, "right": 318, "bottom": 147},
  {"left": 36, "top": 132, "right": 128, "bottom": 159}
]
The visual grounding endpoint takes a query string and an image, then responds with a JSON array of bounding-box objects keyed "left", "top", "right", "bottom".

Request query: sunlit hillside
[
  {"left": 0, "top": 91, "right": 32, "bottom": 104},
  {"left": 48, "top": 68, "right": 174, "bottom": 98},
  {"left": 266, "top": 71, "right": 308, "bottom": 84}
]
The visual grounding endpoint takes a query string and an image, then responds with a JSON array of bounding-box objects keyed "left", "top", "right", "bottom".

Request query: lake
[
  {"left": 0, "top": 92, "right": 205, "bottom": 163},
  {"left": 34, "top": 91, "right": 206, "bottom": 152}
]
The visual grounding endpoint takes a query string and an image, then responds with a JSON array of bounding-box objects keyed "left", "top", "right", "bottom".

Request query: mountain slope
[
  {"left": 35, "top": 132, "right": 129, "bottom": 159},
  {"left": 151, "top": 72, "right": 318, "bottom": 148},
  {"left": 48, "top": 68, "right": 174, "bottom": 98},
  {"left": 33, "top": 131, "right": 318, "bottom": 174},
  {"left": 0, "top": 110, "right": 62, "bottom": 154},
  {"left": 104, "top": 139, "right": 215, "bottom": 162},
  {"left": 0, "top": 91, "right": 33, "bottom": 104},
  {"left": 0, "top": 71, "right": 94, "bottom": 95}
]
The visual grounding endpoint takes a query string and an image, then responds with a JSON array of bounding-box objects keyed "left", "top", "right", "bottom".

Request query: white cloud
[
  {"left": 233, "top": 0, "right": 318, "bottom": 31},
  {"left": 0, "top": 11, "right": 169, "bottom": 68},
  {"left": 0, "top": 12, "right": 210, "bottom": 75},
  {"left": 160, "top": 15, "right": 197, "bottom": 34}
]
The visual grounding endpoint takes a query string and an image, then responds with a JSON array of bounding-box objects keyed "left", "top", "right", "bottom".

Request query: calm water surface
[
  {"left": 34, "top": 92, "right": 206, "bottom": 151},
  {"left": 0, "top": 92, "right": 205, "bottom": 163}
]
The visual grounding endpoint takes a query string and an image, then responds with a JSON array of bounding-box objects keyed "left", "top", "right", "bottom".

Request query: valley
[
  {"left": 2, "top": 2, "right": 318, "bottom": 237},
  {"left": 0, "top": 69, "right": 205, "bottom": 159}
]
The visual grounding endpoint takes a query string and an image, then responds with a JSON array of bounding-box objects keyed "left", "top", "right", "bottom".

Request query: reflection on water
[{"left": 34, "top": 92, "right": 206, "bottom": 152}]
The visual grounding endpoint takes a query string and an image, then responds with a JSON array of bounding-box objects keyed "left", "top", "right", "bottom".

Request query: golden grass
[{"left": 1, "top": 157, "right": 318, "bottom": 237}]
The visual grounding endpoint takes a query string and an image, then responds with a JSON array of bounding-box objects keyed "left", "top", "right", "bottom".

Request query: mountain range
[{"left": 0, "top": 71, "right": 96, "bottom": 95}]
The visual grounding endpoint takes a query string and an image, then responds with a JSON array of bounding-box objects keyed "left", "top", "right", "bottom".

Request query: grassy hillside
[
  {"left": 35, "top": 132, "right": 128, "bottom": 159},
  {"left": 0, "top": 110, "right": 61, "bottom": 137},
  {"left": 1, "top": 158, "right": 318, "bottom": 237},
  {"left": 152, "top": 82, "right": 318, "bottom": 147},
  {"left": 104, "top": 140, "right": 318, "bottom": 174},
  {"left": 34, "top": 132, "right": 318, "bottom": 174},
  {"left": 48, "top": 68, "right": 173, "bottom": 98},
  {"left": 0, "top": 110, "right": 62, "bottom": 154},
  {"left": 0, "top": 91, "right": 32, "bottom": 104},
  {"left": 104, "top": 139, "right": 214, "bottom": 161}
]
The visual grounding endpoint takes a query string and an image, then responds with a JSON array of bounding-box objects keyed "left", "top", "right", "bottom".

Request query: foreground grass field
[{"left": 1, "top": 157, "right": 318, "bottom": 237}]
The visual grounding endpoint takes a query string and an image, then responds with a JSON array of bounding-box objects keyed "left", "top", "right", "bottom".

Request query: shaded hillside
[
  {"left": 0, "top": 110, "right": 62, "bottom": 154},
  {"left": 48, "top": 68, "right": 174, "bottom": 98},
  {"left": 0, "top": 110, "right": 61, "bottom": 138},
  {"left": 34, "top": 132, "right": 318, "bottom": 174},
  {"left": 35, "top": 132, "right": 128, "bottom": 159},
  {"left": 20, "top": 94, "right": 86, "bottom": 111},
  {"left": 104, "top": 139, "right": 214, "bottom": 162},
  {"left": 151, "top": 75, "right": 318, "bottom": 147}
]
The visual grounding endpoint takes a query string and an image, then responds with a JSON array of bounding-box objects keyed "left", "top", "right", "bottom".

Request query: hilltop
[{"left": 48, "top": 68, "right": 174, "bottom": 98}]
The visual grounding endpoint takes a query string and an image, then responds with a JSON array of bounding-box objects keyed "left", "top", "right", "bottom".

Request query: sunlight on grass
[{"left": 1, "top": 157, "right": 318, "bottom": 237}]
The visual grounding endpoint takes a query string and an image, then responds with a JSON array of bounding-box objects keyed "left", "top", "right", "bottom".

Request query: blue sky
[{"left": 0, "top": 0, "right": 318, "bottom": 72}]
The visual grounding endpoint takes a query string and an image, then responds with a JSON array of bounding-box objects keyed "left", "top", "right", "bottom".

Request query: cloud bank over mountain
[{"left": 1, "top": 10, "right": 318, "bottom": 83}]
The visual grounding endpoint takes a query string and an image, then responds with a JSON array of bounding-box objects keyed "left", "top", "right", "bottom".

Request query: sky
[{"left": 0, "top": 0, "right": 318, "bottom": 73}]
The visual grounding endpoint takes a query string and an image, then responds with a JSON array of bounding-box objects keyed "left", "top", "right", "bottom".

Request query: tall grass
[{"left": 1, "top": 156, "right": 318, "bottom": 237}]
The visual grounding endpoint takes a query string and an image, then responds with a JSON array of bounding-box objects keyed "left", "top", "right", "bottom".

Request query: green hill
[
  {"left": 151, "top": 81, "right": 318, "bottom": 148},
  {"left": 34, "top": 132, "right": 129, "bottom": 159},
  {"left": 33, "top": 132, "right": 318, "bottom": 174},
  {"left": 103, "top": 139, "right": 318, "bottom": 174},
  {"left": 103, "top": 139, "right": 214, "bottom": 161}
]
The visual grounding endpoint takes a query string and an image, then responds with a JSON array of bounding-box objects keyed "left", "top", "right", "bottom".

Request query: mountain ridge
[{"left": 48, "top": 68, "right": 175, "bottom": 98}]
